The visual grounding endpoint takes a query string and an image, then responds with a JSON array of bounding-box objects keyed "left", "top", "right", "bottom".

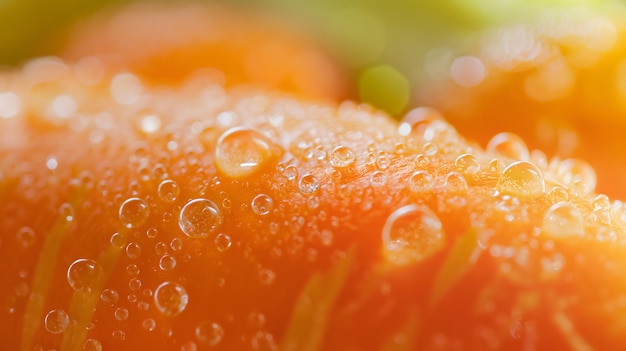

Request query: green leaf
[
  {"left": 429, "top": 227, "right": 479, "bottom": 308},
  {"left": 279, "top": 247, "right": 355, "bottom": 351}
]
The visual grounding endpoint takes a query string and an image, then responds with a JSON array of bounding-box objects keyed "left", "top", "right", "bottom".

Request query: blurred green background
[{"left": 0, "top": 0, "right": 615, "bottom": 114}]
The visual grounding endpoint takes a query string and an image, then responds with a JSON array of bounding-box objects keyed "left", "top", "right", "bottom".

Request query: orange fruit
[
  {"left": 1, "top": 57, "right": 626, "bottom": 350},
  {"left": 59, "top": 2, "right": 350, "bottom": 102},
  {"left": 417, "top": 6, "right": 626, "bottom": 198}
]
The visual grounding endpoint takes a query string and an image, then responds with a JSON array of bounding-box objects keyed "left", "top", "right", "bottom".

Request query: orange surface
[
  {"left": 60, "top": 2, "right": 351, "bottom": 102},
  {"left": 417, "top": 8, "right": 626, "bottom": 199},
  {"left": 1, "top": 57, "right": 626, "bottom": 350}
]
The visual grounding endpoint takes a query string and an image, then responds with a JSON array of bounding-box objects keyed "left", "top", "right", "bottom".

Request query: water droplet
[
  {"left": 143, "top": 318, "right": 156, "bottom": 332},
  {"left": 159, "top": 255, "right": 177, "bottom": 271},
  {"left": 154, "top": 281, "right": 188, "bottom": 317},
  {"left": 214, "top": 233, "right": 232, "bottom": 253},
  {"left": 423, "top": 143, "right": 438, "bottom": 156},
  {"left": 398, "top": 107, "right": 444, "bottom": 136},
  {"left": 455, "top": 153, "right": 480, "bottom": 176},
  {"left": 119, "top": 198, "right": 150, "bottom": 229},
  {"left": 129, "top": 277, "right": 142, "bottom": 291},
  {"left": 557, "top": 159, "right": 596, "bottom": 195},
  {"left": 408, "top": 171, "right": 433, "bottom": 192},
  {"left": 16, "top": 227, "right": 35, "bottom": 248},
  {"left": 146, "top": 227, "right": 158, "bottom": 239},
  {"left": 298, "top": 174, "right": 319, "bottom": 193},
  {"left": 44, "top": 309, "right": 69, "bottom": 334},
  {"left": 382, "top": 205, "right": 445, "bottom": 266},
  {"left": 114, "top": 307, "right": 129, "bottom": 321},
  {"left": 593, "top": 194, "right": 611, "bottom": 212},
  {"left": 181, "top": 341, "right": 197, "bottom": 351},
  {"left": 547, "top": 186, "right": 568, "bottom": 203},
  {"left": 112, "top": 329, "right": 126, "bottom": 341},
  {"left": 542, "top": 202, "right": 584, "bottom": 238},
  {"left": 126, "top": 242, "right": 142, "bottom": 259},
  {"left": 370, "top": 171, "right": 387, "bottom": 187},
  {"left": 83, "top": 338, "right": 102, "bottom": 351},
  {"left": 158, "top": 180, "right": 180, "bottom": 203},
  {"left": 329, "top": 145, "right": 356, "bottom": 168},
  {"left": 195, "top": 321, "right": 224, "bottom": 346},
  {"left": 497, "top": 161, "right": 545, "bottom": 197},
  {"left": 110, "top": 72, "right": 142, "bottom": 105},
  {"left": 170, "top": 238, "right": 183, "bottom": 251},
  {"left": 0, "top": 92, "right": 21, "bottom": 118},
  {"left": 486, "top": 133, "right": 529, "bottom": 160},
  {"left": 67, "top": 258, "right": 101, "bottom": 292},
  {"left": 377, "top": 152, "right": 391, "bottom": 170},
  {"left": 282, "top": 165, "right": 298, "bottom": 181},
  {"left": 179, "top": 198, "right": 223, "bottom": 238},
  {"left": 110, "top": 232, "right": 124, "bottom": 249},
  {"left": 215, "top": 127, "right": 282, "bottom": 179},
  {"left": 101, "top": 288, "right": 119, "bottom": 306},
  {"left": 258, "top": 268, "right": 276, "bottom": 286},
  {"left": 251, "top": 194, "right": 273, "bottom": 216},
  {"left": 59, "top": 203, "right": 74, "bottom": 222},
  {"left": 444, "top": 172, "right": 468, "bottom": 195}
]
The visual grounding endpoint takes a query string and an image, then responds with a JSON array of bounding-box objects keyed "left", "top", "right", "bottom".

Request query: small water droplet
[
  {"left": 58, "top": 203, "right": 74, "bottom": 222},
  {"left": 112, "top": 329, "right": 126, "bottom": 341},
  {"left": 486, "top": 133, "right": 529, "bottom": 160},
  {"left": 83, "top": 338, "right": 102, "bottom": 351},
  {"left": 455, "top": 153, "right": 480, "bottom": 176},
  {"left": 299, "top": 174, "right": 320, "bottom": 193},
  {"left": 195, "top": 321, "right": 224, "bottom": 346},
  {"left": 159, "top": 255, "right": 177, "bottom": 271},
  {"left": 146, "top": 227, "right": 158, "bottom": 239},
  {"left": 114, "top": 307, "right": 129, "bottom": 321},
  {"left": 258, "top": 268, "right": 276, "bottom": 286},
  {"left": 126, "top": 242, "right": 142, "bottom": 259},
  {"left": 67, "top": 258, "right": 101, "bottom": 292},
  {"left": 252, "top": 194, "right": 273, "bottom": 216},
  {"left": 329, "top": 145, "right": 356, "bottom": 168},
  {"left": 215, "top": 127, "right": 282, "bottom": 179},
  {"left": 382, "top": 205, "right": 445, "bottom": 266},
  {"left": 423, "top": 143, "right": 438, "bottom": 156},
  {"left": 44, "top": 309, "right": 69, "bottom": 334},
  {"left": 154, "top": 281, "right": 188, "bottom": 317},
  {"left": 119, "top": 198, "right": 150, "bottom": 229},
  {"left": 547, "top": 186, "right": 568, "bottom": 203},
  {"left": 16, "top": 227, "right": 35, "bottom": 248},
  {"left": 444, "top": 172, "right": 468, "bottom": 195},
  {"left": 129, "top": 277, "right": 142, "bottom": 291},
  {"left": 557, "top": 159, "right": 596, "bottom": 195},
  {"left": 214, "top": 233, "right": 232, "bottom": 252},
  {"left": 408, "top": 171, "right": 433, "bottom": 193},
  {"left": 158, "top": 180, "right": 180, "bottom": 203},
  {"left": 101, "top": 288, "right": 119, "bottom": 306},
  {"left": 179, "top": 198, "right": 223, "bottom": 238},
  {"left": 170, "top": 238, "right": 183, "bottom": 251},
  {"left": 497, "top": 161, "right": 545, "bottom": 197},
  {"left": 282, "top": 165, "right": 298, "bottom": 181},
  {"left": 370, "top": 171, "right": 387, "bottom": 187},
  {"left": 140, "top": 114, "right": 162, "bottom": 134},
  {"left": 143, "top": 318, "right": 156, "bottom": 332},
  {"left": 377, "top": 152, "right": 391, "bottom": 170},
  {"left": 542, "top": 202, "right": 584, "bottom": 238}
]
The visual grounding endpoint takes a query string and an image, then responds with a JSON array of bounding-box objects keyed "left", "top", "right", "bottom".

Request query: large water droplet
[
  {"left": 542, "top": 202, "right": 584, "bottom": 238},
  {"left": 195, "top": 321, "right": 225, "bottom": 346},
  {"left": 119, "top": 198, "right": 150, "bottom": 229},
  {"left": 214, "top": 127, "right": 281, "bottom": 179},
  {"left": 329, "top": 145, "right": 356, "bottom": 168},
  {"left": 179, "top": 198, "right": 223, "bottom": 238},
  {"left": 158, "top": 180, "right": 180, "bottom": 203},
  {"left": 486, "top": 133, "right": 529, "bottom": 160},
  {"left": 382, "top": 205, "right": 445, "bottom": 266},
  {"left": 251, "top": 194, "right": 273, "bottom": 216},
  {"left": 67, "top": 258, "right": 101, "bottom": 292},
  {"left": 154, "top": 281, "right": 188, "bottom": 317},
  {"left": 497, "top": 161, "right": 545, "bottom": 197}
]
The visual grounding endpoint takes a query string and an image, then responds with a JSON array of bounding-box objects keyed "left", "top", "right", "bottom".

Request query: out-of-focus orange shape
[{"left": 60, "top": 2, "right": 351, "bottom": 102}]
